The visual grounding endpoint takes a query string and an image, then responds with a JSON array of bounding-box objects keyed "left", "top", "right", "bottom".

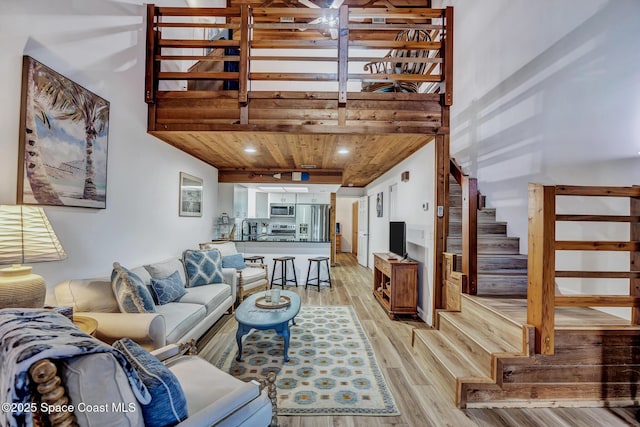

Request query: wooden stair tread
[{"left": 439, "top": 311, "right": 521, "bottom": 354}]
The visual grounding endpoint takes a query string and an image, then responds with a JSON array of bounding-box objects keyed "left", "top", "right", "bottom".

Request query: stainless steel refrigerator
[{"left": 296, "top": 204, "right": 330, "bottom": 241}]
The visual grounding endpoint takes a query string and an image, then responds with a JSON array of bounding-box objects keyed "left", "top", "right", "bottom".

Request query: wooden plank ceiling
[
  {"left": 151, "top": 131, "right": 433, "bottom": 187},
  {"left": 155, "top": 0, "right": 437, "bottom": 187}
]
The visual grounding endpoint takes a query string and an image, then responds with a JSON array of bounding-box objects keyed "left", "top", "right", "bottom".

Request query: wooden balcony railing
[
  {"left": 144, "top": 4, "right": 452, "bottom": 134},
  {"left": 527, "top": 183, "right": 640, "bottom": 355}
]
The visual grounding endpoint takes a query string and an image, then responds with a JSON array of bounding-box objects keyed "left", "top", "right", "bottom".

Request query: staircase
[
  {"left": 447, "top": 179, "right": 528, "bottom": 296},
  {"left": 412, "top": 178, "right": 640, "bottom": 408}
]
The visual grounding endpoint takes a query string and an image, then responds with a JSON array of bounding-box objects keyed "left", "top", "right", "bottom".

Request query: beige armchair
[
  {"left": 362, "top": 29, "right": 433, "bottom": 93},
  {"left": 200, "top": 241, "right": 269, "bottom": 303}
]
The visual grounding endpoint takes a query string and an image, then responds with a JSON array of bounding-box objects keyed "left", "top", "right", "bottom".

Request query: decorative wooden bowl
[{"left": 255, "top": 295, "right": 292, "bottom": 309}]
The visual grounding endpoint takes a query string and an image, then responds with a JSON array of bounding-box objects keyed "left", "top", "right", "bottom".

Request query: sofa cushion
[
  {"left": 154, "top": 302, "right": 206, "bottom": 344},
  {"left": 199, "top": 241, "right": 237, "bottom": 257},
  {"left": 240, "top": 266, "right": 268, "bottom": 286},
  {"left": 61, "top": 353, "right": 144, "bottom": 427},
  {"left": 178, "top": 283, "right": 231, "bottom": 315},
  {"left": 55, "top": 278, "right": 119, "bottom": 313},
  {"left": 151, "top": 271, "right": 187, "bottom": 305},
  {"left": 113, "top": 338, "right": 188, "bottom": 427},
  {"left": 182, "top": 249, "right": 224, "bottom": 287},
  {"left": 112, "top": 263, "right": 156, "bottom": 313},
  {"left": 222, "top": 253, "right": 247, "bottom": 270},
  {"left": 165, "top": 355, "right": 260, "bottom": 417},
  {"left": 144, "top": 258, "right": 187, "bottom": 287}
]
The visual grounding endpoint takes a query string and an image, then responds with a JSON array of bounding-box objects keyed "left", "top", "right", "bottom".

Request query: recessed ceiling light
[
  {"left": 244, "top": 147, "right": 257, "bottom": 153},
  {"left": 338, "top": 148, "right": 349, "bottom": 155}
]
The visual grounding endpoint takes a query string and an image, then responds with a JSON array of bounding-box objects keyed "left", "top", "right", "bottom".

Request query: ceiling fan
[{"left": 296, "top": 0, "right": 350, "bottom": 39}]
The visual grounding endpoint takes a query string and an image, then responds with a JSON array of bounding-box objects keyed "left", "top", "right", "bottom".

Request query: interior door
[
  {"left": 352, "top": 202, "right": 358, "bottom": 255},
  {"left": 357, "top": 196, "right": 369, "bottom": 267}
]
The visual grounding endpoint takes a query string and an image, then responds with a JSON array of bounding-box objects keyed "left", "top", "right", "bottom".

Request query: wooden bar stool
[
  {"left": 305, "top": 257, "right": 332, "bottom": 292},
  {"left": 243, "top": 255, "right": 265, "bottom": 264},
  {"left": 271, "top": 256, "right": 298, "bottom": 288}
]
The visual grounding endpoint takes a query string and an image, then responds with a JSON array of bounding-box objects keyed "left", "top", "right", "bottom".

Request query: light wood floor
[{"left": 198, "top": 253, "right": 640, "bottom": 427}]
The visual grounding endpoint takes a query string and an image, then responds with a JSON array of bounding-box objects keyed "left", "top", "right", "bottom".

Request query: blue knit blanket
[{"left": 0, "top": 309, "right": 151, "bottom": 427}]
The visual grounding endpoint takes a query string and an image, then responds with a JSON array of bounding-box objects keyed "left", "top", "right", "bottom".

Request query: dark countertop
[{"left": 232, "top": 238, "right": 330, "bottom": 244}]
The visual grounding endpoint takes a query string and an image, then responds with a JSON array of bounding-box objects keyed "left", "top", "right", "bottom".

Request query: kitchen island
[{"left": 233, "top": 239, "right": 331, "bottom": 287}]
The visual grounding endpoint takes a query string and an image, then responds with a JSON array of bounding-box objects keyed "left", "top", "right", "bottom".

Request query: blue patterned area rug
[{"left": 213, "top": 305, "right": 400, "bottom": 416}]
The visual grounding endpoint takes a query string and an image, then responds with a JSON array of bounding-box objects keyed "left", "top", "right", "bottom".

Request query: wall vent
[
  {"left": 280, "top": 16, "right": 295, "bottom": 23},
  {"left": 372, "top": 17, "right": 386, "bottom": 24}
]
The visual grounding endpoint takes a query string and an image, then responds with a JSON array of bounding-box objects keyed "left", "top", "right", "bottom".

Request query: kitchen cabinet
[
  {"left": 296, "top": 192, "right": 330, "bottom": 204},
  {"left": 268, "top": 193, "right": 297, "bottom": 204}
]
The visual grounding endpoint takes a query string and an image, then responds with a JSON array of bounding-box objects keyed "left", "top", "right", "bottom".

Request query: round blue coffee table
[{"left": 235, "top": 290, "right": 301, "bottom": 362}]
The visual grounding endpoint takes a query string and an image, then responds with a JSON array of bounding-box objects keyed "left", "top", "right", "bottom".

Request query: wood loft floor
[{"left": 197, "top": 253, "right": 639, "bottom": 427}]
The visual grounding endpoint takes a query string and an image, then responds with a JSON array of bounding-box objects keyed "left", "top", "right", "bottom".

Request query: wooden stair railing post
[
  {"left": 631, "top": 185, "right": 640, "bottom": 324},
  {"left": 239, "top": 4, "right": 250, "bottom": 124},
  {"left": 527, "top": 184, "right": 556, "bottom": 355},
  {"left": 461, "top": 176, "right": 478, "bottom": 294},
  {"left": 443, "top": 6, "right": 453, "bottom": 106},
  {"left": 145, "top": 4, "right": 158, "bottom": 105}
]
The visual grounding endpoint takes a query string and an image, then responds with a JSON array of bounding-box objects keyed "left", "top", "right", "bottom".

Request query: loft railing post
[
  {"left": 145, "top": 4, "right": 158, "bottom": 105},
  {"left": 527, "top": 183, "right": 556, "bottom": 355},
  {"left": 338, "top": 5, "right": 348, "bottom": 106},
  {"left": 443, "top": 6, "right": 453, "bottom": 106},
  {"left": 631, "top": 185, "right": 640, "bottom": 324},
  {"left": 461, "top": 176, "right": 478, "bottom": 294},
  {"left": 239, "top": 4, "right": 250, "bottom": 116}
]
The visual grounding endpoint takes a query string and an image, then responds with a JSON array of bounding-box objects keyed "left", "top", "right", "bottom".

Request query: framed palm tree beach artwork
[{"left": 17, "top": 56, "right": 109, "bottom": 209}]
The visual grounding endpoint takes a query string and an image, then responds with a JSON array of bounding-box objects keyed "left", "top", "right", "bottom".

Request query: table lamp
[{"left": 0, "top": 205, "right": 67, "bottom": 308}]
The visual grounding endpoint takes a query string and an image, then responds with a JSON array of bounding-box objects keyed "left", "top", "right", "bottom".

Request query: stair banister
[{"left": 449, "top": 158, "right": 478, "bottom": 295}]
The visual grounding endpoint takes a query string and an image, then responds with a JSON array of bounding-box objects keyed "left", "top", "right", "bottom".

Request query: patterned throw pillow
[
  {"left": 182, "top": 249, "right": 224, "bottom": 287},
  {"left": 111, "top": 262, "right": 156, "bottom": 313},
  {"left": 150, "top": 271, "right": 187, "bottom": 305},
  {"left": 113, "top": 338, "right": 188, "bottom": 427},
  {"left": 222, "top": 253, "right": 247, "bottom": 270}
]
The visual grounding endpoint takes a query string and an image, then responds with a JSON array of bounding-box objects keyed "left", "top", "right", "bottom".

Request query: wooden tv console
[{"left": 373, "top": 253, "right": 418, "bottom": 319}]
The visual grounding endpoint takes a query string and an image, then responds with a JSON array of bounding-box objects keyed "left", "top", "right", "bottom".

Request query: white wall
[
  {"left": 436, "top": 0, "right": 640, "bottom": 317},
  {"left": 365, "top": 143, "right": 435, "bottom": 324},
  {"left": 0, "top": 0, "right": 220, "bottom": 300}
]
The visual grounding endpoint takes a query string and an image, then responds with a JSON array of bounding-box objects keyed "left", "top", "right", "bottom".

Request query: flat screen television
[{"left": 389, "top": 221, "right": 406, "bottom": 258}]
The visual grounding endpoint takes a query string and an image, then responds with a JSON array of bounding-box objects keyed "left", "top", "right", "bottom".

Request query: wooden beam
[
  {"left": 432, "top": 134, "right": 449, "bottom": 325},
  {"left": 555, "top": 186, "right": 640, "bottom": 197},
  {"left": 555, "top": 295, "right": 640, "bottom": 307},
  {"left": 555, "top": 241, "right": 640, "bottom": 251},
  {"left": 461, "top": 176, "right": 477, "bottom": 294},
  {"left": 218, "top": 169, "right": 343, "bottom": 184},
  {"left": 145, "top": 4, "right": 157, "bottom": 104},
  {"left": 239, "top": 4, "right": 250, "bottom": 105},
  {"left": 443, "top": 6, "right": 453, "bottom": 106},
  {"left": 527, "top": 184, "right": 556, "bottom": 355}
]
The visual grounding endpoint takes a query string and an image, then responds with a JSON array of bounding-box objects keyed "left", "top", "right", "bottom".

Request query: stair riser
[
  {"left": 476, "top": 276, "right": 528, "bottom": 296},
  {"left": 450, "top": 208, "right": 496, "bottom": 222},
  {"left": 463, "top": 382, "right": 640, "bottom": 408},
  {"left": 476, "top": 257, "right": 528, "bottom": 273},
  {"left": 499, "top": 361, "right": 640, "bottom": 384},
  {"left": 448, "top": 222, "right": 507, "bottom": 236},
  {"left": 447, "top": 237, "right": 520, "bottom": 254},
  {"left": 412, "top": 334, "right": 458, "bottom": 400},
  {"left": 438, "top": 315, "right": 493, "bottom": 377}
]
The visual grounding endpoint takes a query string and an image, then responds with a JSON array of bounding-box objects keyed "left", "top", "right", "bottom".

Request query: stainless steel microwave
[{"left": 270, "top": 204, "right": 295, "bottom": 217}]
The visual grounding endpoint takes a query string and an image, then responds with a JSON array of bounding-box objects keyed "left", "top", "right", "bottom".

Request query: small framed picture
[
  {"left": 179, "top": 172, "right": 203, "bottom": 217},
  {"left": 376, "top": 192, "right": 383, "bottom": 217}
]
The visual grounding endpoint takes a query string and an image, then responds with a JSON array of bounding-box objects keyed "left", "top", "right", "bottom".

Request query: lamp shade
[
  {"left": 0, "top": 205, "right": 66, "bottom": 308},
  {"left": 0, "top": 205, "right": 66, "bottom": 264}
]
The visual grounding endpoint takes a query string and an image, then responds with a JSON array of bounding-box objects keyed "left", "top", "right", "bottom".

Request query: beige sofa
[{"left": 54, "top": 256, "right": 236, "bottom": 349}]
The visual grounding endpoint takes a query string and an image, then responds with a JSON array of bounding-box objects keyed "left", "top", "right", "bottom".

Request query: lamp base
[{"left": 0, "top": 264, "right": 46, "bottom": 309}]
